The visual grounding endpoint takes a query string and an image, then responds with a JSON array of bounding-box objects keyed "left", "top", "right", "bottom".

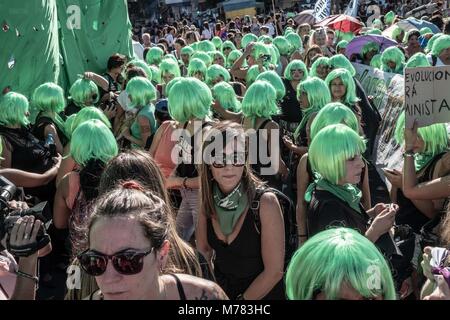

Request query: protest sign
[
  {"left": 313, "top": 0, "right": 331, "bottom": 21},
  {"left": 404, "top": 66, "right": 450, "bottom": 128},
  {"left": 353, "top": 63, "right": 397, "bottom": 115}
]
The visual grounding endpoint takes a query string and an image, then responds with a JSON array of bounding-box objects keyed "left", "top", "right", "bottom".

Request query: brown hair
[
  {"left": 199, "top": 121, "right": 264, "bottom": 219},
  {"left": 305, "top": 45, "right": 323, "bottom": 68},
  {"left": 97, "top": 150, "right": 202, "bottom": 276}
]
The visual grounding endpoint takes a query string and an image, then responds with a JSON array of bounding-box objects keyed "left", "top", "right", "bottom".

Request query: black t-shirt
[
  {"left": 279, "top": 78, "right": 302, "bottom": 123},
  {"left": 307, "top": 189, "right": 370, "bottom": 237},
  {"left": 65, "top": 101, "right": 81, "bottom": 117}
]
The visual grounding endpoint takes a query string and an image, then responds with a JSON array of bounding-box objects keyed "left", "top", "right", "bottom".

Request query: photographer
[{"left": 1, "top": 202, "right": 52, "bottom": 300}]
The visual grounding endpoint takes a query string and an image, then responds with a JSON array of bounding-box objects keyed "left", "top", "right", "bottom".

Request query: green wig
[
  {"left": 246, "top": 65, "right": 265, "bottom": 86},
  {"left": 69, "top": 78, "right": 99, "bottom": 108},
  {"left": 0, "top": 92, "right": 30, "bottom": 127},
  {"left": 188, "top": 58, "right": 207, "bottom": 78},
  {"left": 70, "top": 119, "right": 118, "bottom": 167},
  {"left": 241, "top": 80, "right": 280, "bottom": 119},
  {"left": 148, "top": 65, "right": 162, "bottom": 85},
  {"left": 69, "top": 106, "right": 111, "bottom": 138},
  {"left": 146, "top": 47, "right": 164, "bottom": 66},
  {"left": 370, "top": 54, "right": 382, "bottom": 69},
  {"left": 256, "top": 70, "right": 286, "bottom": 101},
  {"left": 163, "top": 54, "right": 178, "bottom": 63},
  {"left": 325, "top": 68, "right": 359, "bottom": 106},
  {"left": 210, "top": 50, "right": 226, "bottom": 65},
  {"left": 242, "top": 33, "right": 258, "bottom": 49},
  {"left": 197, "top": 40, "right": 216, "bottom": 53},
  {"left": 126, "top": 76, "right": 157, "bottom": 108},
  {"left": 267, "top": 44, "right": 280, "bottom": 66},
  {"left": 329, "top": 54, "right": 356, "bottom": 76},
  {"left": 381, "top": 46, "right": 405, "bottom": 74},
  {"left": 273, "top": 36, "right": 292, "bottom": 56},
  {"left": 286, "top": 33, "right": 303, "bottom": 53},
  {"left": 405, "top": 52, "right": 431, "bottom": 68},
  {"left": 295, "top": 77, "right": 332, "bottom": 138},
  {"left": 391, "top": 26, "right": 403, "bottom": 41},
  {"left": 168, "top": 77, "right": 212, "bottom": 122},
  {"left": 206, "top": 64, "right": 231, "bottom": 86},
  {"left": 222, "top": 41, "right": 237, "bottom": 55},
  {"left": 191, "top": 51, "right": 212, "bottom": 67},
  {"left": 336, "top": 40, "right": 349, "bottom": 50},
  {"left": 212, "top": 82, "right": 241, "bottom": 112},
  {"left": 310, "top": 102, "right": 359, "bottom": 142},
  {"left": 420, "top": 27, "right": 433, "bottom": 36},
  {"left": 250, "top": 42, "right": 271, "bottom": 61},
  {"left": 426, "top": 33, "right": 443, "bottom": 54},
  {"left": 366, "top": 28, "right": 382, "bottom": 36},
  {"left": 310, "top": 57, "right": 330, "bottom": 78},
  {"left": 159, "top": 58, "right": 181, "bottom": 80},
  {"left": 32, "top": 82, "right": 65, "bottom": 114},
  {"left": 431, "top": 35, "right": 450, "bottom": 57},
  {"left": 128, "top": 60, "right": 152, "bottom": 79},
  {"left": 361, "top": 42, "right": 380, "bottom": 59},
  {"left": 226, "top": 50, "right": 243, "bottom": 68},
  {"left": 394, "top": 111, "right": 448, "bottom": 157},
  {"left": 309, "top": 124, "right": 366, "bottom": 184},
  {"left": 181, "top": 46, "right": 194, "bottom": 56},
  {"left": 258, "top": 35, "right": 273, "bottom": 44},
  {"left": 165, "top": 77, "right": 183, "bottom": 98},
  {"left": 285, "top": 227, "right": 397, "bottom": 300},
  {"left": 211, "top": 36, "right": 223, "bottom": 51},
  {"left": 372, "top": 19, "right": 384, "bottom": 30},
  {"left": 384, "top": 11, "right": 395, "bottom": 26},
  {"left": 284, "top": 59, "right": 308, "bottom": 81},
  {"left": 335, "top": 30, "right": 355, "bottom": 42}
]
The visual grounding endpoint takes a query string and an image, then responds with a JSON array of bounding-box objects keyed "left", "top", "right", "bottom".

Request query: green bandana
[
  {"left": 213, "top": 182, "right": 248, "bottom": 236},
  {"left": 414, "top": 153, "right": 435, "bottom": 172},
  {"left": 305, "top": 176, "right": 362, "bottom": 214}
]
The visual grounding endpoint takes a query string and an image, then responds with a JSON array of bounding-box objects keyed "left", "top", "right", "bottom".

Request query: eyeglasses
[
  {"left": 211, "top": 152, "right": 246, "bottom": 168},
  {"left": 291, "top": 69, "right": 304, "bottom": 73},
  {"left": 78, "top": 247, "right": 154, "bottom": 276}
]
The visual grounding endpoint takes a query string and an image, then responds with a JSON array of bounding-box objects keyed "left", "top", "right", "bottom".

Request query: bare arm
[
  {"left": 44, "top": 124, "right": 63, "bottom": 155},
  {"left": 53, "top": 175, "right": 72, "bottom": 229},
  {"left": 84, "top": 72, "right": 109, "bottom": 91},
  {"left": 361, "top": 164, "right": 372, "bottom": 210},
  {"left": 230, "top": 42, "right": 254, "bottom": 80},
  {"left": 242, "top": 193, "right": 284, "bottom": 300},
  {"left": 149, "top": 121, "right": 169, "bottom": 157},
  {"left": 296, "top": 154, "right": 309, "bottom": 245},
  {"left": 123, "top": 115, "right": 152, "bottom": 147},
  {"left": 211, "top": 101, "right": 242, "bottom": 122},
  {"left": 0, "top": 158, "right": 60, "bottom": 188},
  {"left": 195, "top": 207, "right": 214, "bottom": 264},
  {"left": 56, "top": 152, "right": 76, "bottom": 186}
]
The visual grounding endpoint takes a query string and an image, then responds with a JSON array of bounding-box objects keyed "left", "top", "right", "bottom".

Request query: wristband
[{"left": 403, "top": 150, "right": 415, "bottom": 157}]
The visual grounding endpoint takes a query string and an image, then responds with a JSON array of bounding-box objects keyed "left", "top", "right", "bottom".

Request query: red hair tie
[{"left": 122, "top": 181, "right": 144, "bottom": 191}]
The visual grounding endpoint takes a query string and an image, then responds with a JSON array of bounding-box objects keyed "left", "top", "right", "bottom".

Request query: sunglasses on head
[
  {"left": 78, "top": 247, "right": 154, "bottom": 276},
  {"left": 211, "top": 152, "right": 246, "bottom": 168}
]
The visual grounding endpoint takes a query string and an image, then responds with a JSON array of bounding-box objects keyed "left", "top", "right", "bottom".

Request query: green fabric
[
  {"left": 130, "top": 104, "right": 157, "bottom": 143},
  {"left": 213, "top": 183, "right": 248, "bottom": 236},
  {"left": 0, "top": 0, "right": 133, "bottom": 99},
  {"left": 305, "top": 176, "right": 362, "bottom": 214},
  {"left": 415, "top": 153, "right": 434, "bottom": 172}
]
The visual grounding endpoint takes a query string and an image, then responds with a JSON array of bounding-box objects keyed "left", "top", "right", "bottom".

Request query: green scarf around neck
[
  {"left": 305, "top": 176, "right": 362, "bottom": 214},
  {"left": 213, "top": 182, "right": 248, "bottom": 236},
  {"left": 414, "top": 153, "right": 435, "bottom": 172}
]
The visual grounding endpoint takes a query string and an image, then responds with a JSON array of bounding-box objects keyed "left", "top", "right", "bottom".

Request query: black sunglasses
[
  {"left": 211, "top": 152, "right": 246, "bottom": 168},
  {"left": 78, "top": 247, "right": 154, "bottom": 276}
]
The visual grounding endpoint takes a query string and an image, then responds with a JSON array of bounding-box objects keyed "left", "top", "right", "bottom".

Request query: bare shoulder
[{"left": 172, "top": 274, "right": 229, "bottom": 300}]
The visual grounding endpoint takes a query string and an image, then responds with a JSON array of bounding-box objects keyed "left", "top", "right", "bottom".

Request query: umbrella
[
  {"left": 293, "top": 10, "right": 316, "bottom": 26},
  {"left": 315, "top": 15, "right": 339, "bottom": 28},
  {"left": 326, "top": 14, "right": 363, "bottom": 33},
  {"left": 345, "top": 35, "right": 398, "bottom": 60},
  {"left": 397, "top": 18, "right": 440, "bottom": 34}
]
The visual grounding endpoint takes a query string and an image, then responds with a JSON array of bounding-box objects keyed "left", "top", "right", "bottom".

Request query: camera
[{"left": 0, "top": 176, "right": 50, "bottom": 256}]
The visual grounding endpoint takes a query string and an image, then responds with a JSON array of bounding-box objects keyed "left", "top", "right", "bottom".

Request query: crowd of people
[{"left": 1, "top": 3, "right": 450, "bottom": 300}]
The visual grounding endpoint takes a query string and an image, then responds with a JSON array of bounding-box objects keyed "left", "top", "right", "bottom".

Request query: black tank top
[
  {"left": 206, "top": 210, "right": 285, "bottom": 300},
  {"left": 33, "top": 114, "right": 68, "bottom": 147},
  {"left": 396, "top": 153, "right": 446, "bottom": 233}
]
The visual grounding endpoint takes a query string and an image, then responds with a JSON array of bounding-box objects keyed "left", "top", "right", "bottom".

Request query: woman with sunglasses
[
  {"left": 285, "top": 227, "right": 396, "bottom": 300},
  {"left": 197, "top": 121, "right": 285, "bottom": 300},
  {"left": 64, "top": 78, "right": 99, "bottom": 117},
  {"left": 78, "top": 181, "right": 228, "bottom": 300}
]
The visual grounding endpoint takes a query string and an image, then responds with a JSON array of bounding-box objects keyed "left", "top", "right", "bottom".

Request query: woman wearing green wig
[
  {"left": 211, "top": 36, "right": 222, "bottom": 51},
  {"left": 191, "top": 51, "right": 213, "bottom": 67},
  {"left": 197, "top": 40, "right": 216, "bottom": 53},
  {"left": 65, "top": 78, "right": 99, "bottom": 116},
  {"left": 120, "top": 76, "right": 157, "bottom": 149},
  {"left": 146, "top": 46, "right": 164, "bottom": 66},
  {"left": 404, "top": 30, "right": 423, "bottom": 59},
  {"left": 380, "top": 46, "right": 405, "bottom": 74},
  {"left": 188, "top": 58, "right": 207, "bottom": 81},
  {"left": 210, "top": 51, "right": 226, "bottom": 67},
  {"left": 391, "top": 26, "right": 405, "bottom": 44},
  {"left": 241, "top": 33, "right": 258, "bottom": 50},
  {"left": 211, "top": 82, "right": 242, "bottom": 121},
  {"left": 151, "top": 77, "right": 212, "bottom": 242},
  {"left": 309, "top": 57, "right": 330, "bottom": 80},
  {"left": 255, "top": 70, "right": 286, "bottom": 102},
  {"left": 31, "top": 82, "right": 68, "bottom": 154},
  {"left": 180, "top": 46, "right": 194, "bottom": 75},
  {"left": 325, "top": 68, "right": 361, "bottom": 119},
  {"left": 405, "top": 52, "right": 431, "bottom": 68},
  {"left": 241, "top": 80, "right": 287, "bottom": 188},
  {"left": 384, "top": 112, "right": 449, "bottom": 233},
  {"left": 231, "top": 42, "right": 270, "bottom": 81},
  {"left": 370, "top": 53, "right": 382, "bottom": 69},
  {"left": 53, "top": 119, "right": 118, "bottom": 258},
  {"left": 295, "top": 103, "right": 370, "bottom": 244},
  {"left": 206, "top": 64, "right": 246, "bottom": 97},
  {"left": 225, "top": 49, "right": 243, "bottom": 69},
  {"left": 56, "top": 107, "right": 112, "bottom": 186},
  {"left": 428, "top": 34, "right": 450, "bottom": 66},
  {"left": 306, "top": 124, "right": 397, "bottom": 244},
  {"left": 221, "top": 40, "right": 236, "bottom": 58},
  {"left": 336, "top": 40, "right": 348, "bottom": 55},
  {"left": 157, "top": 58, "right": 181, "bottom": 99},
  {"left": 272, "top": 36, "right": 292, "bottom": 74},
  {"left": 285, "top": 32, "right": 303, "bottom": 60},
  {"left": 285, "top": 227, "right": 396, "bottom": 300},
  {"left": 0, "top": 92, "right": 58, "bottom": 202},
  {"left": 360, "top": 42, "right": 380, "bottom": 66}
]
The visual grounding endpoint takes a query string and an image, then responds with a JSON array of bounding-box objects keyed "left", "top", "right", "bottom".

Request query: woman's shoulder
[{"left": 168, "top": 273, "right": 229, "bottom": 300}]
